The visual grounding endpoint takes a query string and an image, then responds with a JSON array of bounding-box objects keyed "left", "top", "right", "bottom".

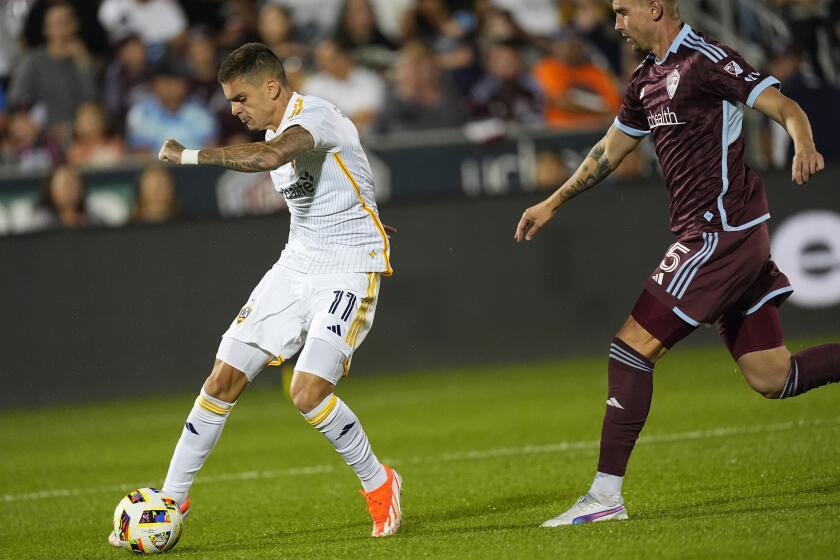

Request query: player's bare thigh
[
  {"left": 616, "top": 316, "right": 669, "bottom": 363},
  {"left": 203, "top": 359, "right": 250, "bottom": 403},
  {"left": 736, "top": 346, "right": 791, "bottom": 398}
]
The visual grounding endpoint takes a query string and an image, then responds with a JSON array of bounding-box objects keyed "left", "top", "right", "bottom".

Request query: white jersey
[{"left": 265, "top": 92, "right": 392, "bottom": 275}]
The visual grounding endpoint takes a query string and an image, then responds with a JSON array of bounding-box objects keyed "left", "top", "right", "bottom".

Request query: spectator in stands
[
  {"left": 401, "top": 0, "right": 482, "bottom": 95},
  {"left": 765, "top": 47, "right": 840, "bottom": 164},
  {"left": 21, "top": 0, "right": 109, "bottom": 58},
  {"left": 7, "top": 2, "right": 96, "bottom": 141},
  {"left": 217, "top": 0, "right": 260, "bottom": 55},
  {"left": 182, "top": 26, "right": 252, "bottom": 145},
  {"left": 126, "top": 60, "right": 218, "bottom": 154},
  {"left": 1, "top": 109, "right": 64, "bottom": 171},
  {"left": 334, "top": 0, "right": 399, "bottom": 71},
  {"left": 185, "top": 27, "right": 221, "bottom": 104},
  {"left": 257, "top": 4, "right": 307, "bottom": 88},
  {"left": 132, "top": 166, "right": 180, "bottom": 223},
  {"left": 270, "top": 0, "right": 342, "bottom": 42},
  {"left": 30, "top": 164, "right": 101, "bottom": 231},
  {"left": 568, "top": 0, "right": 622, "bottom": 76},
  {"left": 773, "top": 0, "right": 838, "bottom": 84},
  {"left": 468, "top": 40, "right": 543, "bottom": 124},
  {"left": 0, "top": 0, "right": 25, "bottom": 90},
  {"left": 532, "top": 30, "right": 621, "bottom": 128},
  {"left": 302, "top": 40, "right": 386, "bottom": 133},
  {"left": 98, "top": 0, "right": 188, "bottom": 63},
  {"left": 102, "top": 34, "right": 151, "bottom": 129},
  {"left": 489, "top": 0, "right": 560, "bottom": 38},
  {"left": 67, "top": 102, "right": 126, "bottom": 168},
  {"left": 376, "top": 42, "right": 464, "bottom": 133}
]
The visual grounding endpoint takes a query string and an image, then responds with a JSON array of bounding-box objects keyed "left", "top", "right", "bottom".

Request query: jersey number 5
[{"left": 660, "top": 243, "right": 690, "bottom": 273}]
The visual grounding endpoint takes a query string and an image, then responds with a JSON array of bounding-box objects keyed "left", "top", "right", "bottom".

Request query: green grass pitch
[{"left": 2, "top": 339, "right": 839, "bottom": 559}]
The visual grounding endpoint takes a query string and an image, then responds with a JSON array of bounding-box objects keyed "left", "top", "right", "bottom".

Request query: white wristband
[{"left": 181, "top": 149, "right": 199, "bottom": 165}]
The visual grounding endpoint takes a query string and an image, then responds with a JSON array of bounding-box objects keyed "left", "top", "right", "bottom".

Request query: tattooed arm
[
  {"left": 514, "top": 124, "right": 642, "bottom": 242},
  {"left": 158, "top": 125, "right": 315, "bottom": 173}
]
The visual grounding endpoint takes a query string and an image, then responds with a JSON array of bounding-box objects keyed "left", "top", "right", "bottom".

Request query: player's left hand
[
  {"left": 158, "top": 139, "right": 185, "bottom": 164},
  {"left": 792, "top": 146, "right": 825, "bottom": 185}
]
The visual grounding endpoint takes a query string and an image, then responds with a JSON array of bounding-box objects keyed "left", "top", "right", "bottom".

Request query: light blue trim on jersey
[
  {"left": 687, "top": 31, "right": 727, "bottom": 59},
  {"left": 684, "top": 37, "right": 723, "bottom": 62},
  {"left": 666, "top": 233, "right": 711, "bottom": 294},
  {"left": 717, "top": 101, "right": 771, "bottom": 232},
  {"left": 613, "top": 117, "right": 650, "bottom": 137},
  {"left": 672, "top": 306, "right": 701, "bottom": 327},
  {"left": 655, "top": 23, "right": 693, "bottom": 65},
  {"left": 743, "top": 286, "right": 794, "bottom": 316},
  {"left": 675, "top": 233, "right": 719, "bottom": 299},
  {"left": 727, "top": 100, "right": 744, "bottom": 145},
  {"left": 746, "top": 76, "right": 781, "bottom": 108}
]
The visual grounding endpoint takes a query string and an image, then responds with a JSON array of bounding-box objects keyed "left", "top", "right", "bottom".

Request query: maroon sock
[
  {"left": 597, "top": 338, "right": 654, "bottom": 477},
  {"left": 780, "top": 344, "right": 840, "bottom": 399}
]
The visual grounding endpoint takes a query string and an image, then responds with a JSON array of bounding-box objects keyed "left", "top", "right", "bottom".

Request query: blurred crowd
[{"left": 0, "top": 0, "right": 838, "bottom": 233}]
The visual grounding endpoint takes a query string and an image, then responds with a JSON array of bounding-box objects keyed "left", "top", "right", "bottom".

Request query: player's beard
[{"left": 626, "top": 36, "right": 644, "bottom": 53}]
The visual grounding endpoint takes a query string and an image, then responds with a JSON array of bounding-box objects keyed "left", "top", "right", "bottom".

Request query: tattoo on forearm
[
  {"left": 558, "top": 142, "right": 614, "bottom": 203},
  {"left": 198, "top": 127, "right": 315, "bottom": 172}
]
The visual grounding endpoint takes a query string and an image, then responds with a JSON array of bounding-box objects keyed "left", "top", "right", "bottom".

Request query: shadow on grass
[
  {"left": 631, "top": 480, "right": 840, "bottom": 522},
  {"left": 165, "top": 490, "right": 563, "bottom": 555}
]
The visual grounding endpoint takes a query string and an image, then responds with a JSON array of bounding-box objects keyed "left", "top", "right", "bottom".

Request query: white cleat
[
  {"left": 108, "top": 530, "right": 125, "bottom": 548},
  {"left": 541, "top": 493, "right": 628, "bottom": 527}
]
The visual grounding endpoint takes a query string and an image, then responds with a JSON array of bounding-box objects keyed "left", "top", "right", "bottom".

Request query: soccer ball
[{"left": 112, "top": 488, "right": 183, "bottom": 554}]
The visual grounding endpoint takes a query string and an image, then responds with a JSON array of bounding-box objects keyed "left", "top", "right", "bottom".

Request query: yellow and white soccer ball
[{"left": 112, "top": 488, "right": 183, "bottom": 554}]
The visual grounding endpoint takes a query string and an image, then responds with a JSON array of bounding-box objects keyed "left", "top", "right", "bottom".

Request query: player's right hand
[
  {"left": 514, "top": 200, "right": 556, "bottom": 242},
  {"left": 792, "top": 146, "right": 825, "bottom": 185},
  {"left": 158, "top": 139, "right": 185, "bottom": 164}
]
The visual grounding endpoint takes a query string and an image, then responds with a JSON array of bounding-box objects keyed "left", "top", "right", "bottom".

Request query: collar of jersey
[
  {"left": 267, "top": 92, "right": 302, "bottom": 140},
  {"left": 281, "top": 92, "right": 302, "bottom": 125},
  {"left": 655, "top": 23, "right": 692, "bottom": 65}
]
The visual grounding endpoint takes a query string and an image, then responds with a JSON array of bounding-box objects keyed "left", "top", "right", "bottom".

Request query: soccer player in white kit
[{"left": 108, "top": 43, "right": 401, "bottom": 546}]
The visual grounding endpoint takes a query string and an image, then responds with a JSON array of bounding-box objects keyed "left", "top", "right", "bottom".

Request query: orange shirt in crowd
[{"left": 533, "top": 59, "right": 622, "bottom": 128}]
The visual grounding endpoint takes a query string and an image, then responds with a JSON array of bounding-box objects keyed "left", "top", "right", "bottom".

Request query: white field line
[{"left": 3, "top": 416, "right": 838, "bottom": 504}]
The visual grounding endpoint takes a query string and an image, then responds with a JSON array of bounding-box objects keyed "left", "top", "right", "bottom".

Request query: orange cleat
[{"left": 360, "top": 465, "right": 403, "bottom": 537}]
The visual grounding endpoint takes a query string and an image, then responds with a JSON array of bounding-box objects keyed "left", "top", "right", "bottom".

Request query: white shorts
[{"left": 217, "top": 264, "right": 381, "bottom": 384}]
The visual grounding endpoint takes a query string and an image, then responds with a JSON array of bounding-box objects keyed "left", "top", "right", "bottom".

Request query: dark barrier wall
[{"left": 1, "top": 172, "right": 838, "bottom": 408}]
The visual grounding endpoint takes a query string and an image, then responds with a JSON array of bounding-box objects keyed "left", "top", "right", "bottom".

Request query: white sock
[
  {"left": 589, "top": 471, "right": 623, "bottom": 505},
  {"left": 162, "top": 388, "right": 234, "bottom": 504},
  {"left": 303, "top": 394, "right": 387, "bottom": 492}
]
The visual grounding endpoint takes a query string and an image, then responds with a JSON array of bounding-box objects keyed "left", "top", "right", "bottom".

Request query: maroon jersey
[{"left": 615, "top": 23, "right": 781, "bottom": 238}]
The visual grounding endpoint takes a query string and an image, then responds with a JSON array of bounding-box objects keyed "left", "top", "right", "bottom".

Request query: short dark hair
[{"left": 218, "top": 42, "right": 288, "bottom": 85}]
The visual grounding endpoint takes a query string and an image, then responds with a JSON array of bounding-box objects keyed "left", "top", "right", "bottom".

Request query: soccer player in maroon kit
[{"left": 515, "top": 0, "right": 836, "bottom": 526}]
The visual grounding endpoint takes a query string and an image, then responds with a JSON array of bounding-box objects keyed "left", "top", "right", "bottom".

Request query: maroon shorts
[{"left": 643, "top": 223, "right": 792, "bottom": 328}]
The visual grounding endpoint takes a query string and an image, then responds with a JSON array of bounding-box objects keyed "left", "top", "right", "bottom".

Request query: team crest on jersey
[
  {"left": 724, "top": 60, "right": 743, "bottom": 77},
  {"left": 236, "top": 303, "right": 252, "bottom": 324},
  {"left": 666, "top": 68, "right": 680, "bottom": 99}
]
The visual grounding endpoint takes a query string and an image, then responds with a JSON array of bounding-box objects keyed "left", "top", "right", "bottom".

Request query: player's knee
[
  {"left": 738, "top": 347, "right": 791, "bottom": 399},
  {"left": 202, "top": 360, "right": 249, "bottom": 403},
  {"left": 747, "top": 377, "right": 783, "bottom": 399},
  {"left": 290, "top": 372, "right": 333, "bottom": 413},
  {"left": 740, "top": 362, "right": 788, "bottom": 399}
]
